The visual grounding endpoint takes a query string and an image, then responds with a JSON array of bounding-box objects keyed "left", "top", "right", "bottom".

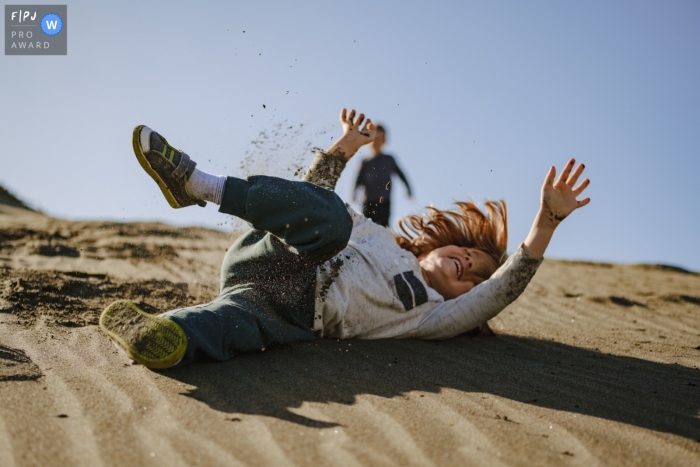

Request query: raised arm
[
  {"left": 522, "top": 158, "right": 590, "bottom": 258},
  {"left": 413, "top": 159, "right": 591, "bottom": 339},
  {"left": 304, "top": 108, "right": 376, "bottom": 189}
]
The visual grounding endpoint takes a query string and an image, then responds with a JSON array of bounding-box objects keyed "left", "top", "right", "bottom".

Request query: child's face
[
  {"left": 372, "top": 130, "right": 385, "bottom": 152},
  {"left": 418, "top": 245, "right": 489, "bottom": 300}
]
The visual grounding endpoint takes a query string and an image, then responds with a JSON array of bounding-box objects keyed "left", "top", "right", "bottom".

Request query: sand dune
[{"left": 0, "top": 202, "right": 698, "bottom": 466}]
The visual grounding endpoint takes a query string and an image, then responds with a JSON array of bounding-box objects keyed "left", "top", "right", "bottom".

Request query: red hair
[{"left": 394, "top": 200, "right": 508, "bottom": 284}]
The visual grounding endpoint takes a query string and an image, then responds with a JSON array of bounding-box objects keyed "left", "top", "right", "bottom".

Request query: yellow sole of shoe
[{"left": 99, "top": 300, "right": 187, "bottom": 369}]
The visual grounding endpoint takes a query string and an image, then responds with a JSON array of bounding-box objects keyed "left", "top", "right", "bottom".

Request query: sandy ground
[{"left": 0, "top": 202, "right": 698, "bottom": 466}]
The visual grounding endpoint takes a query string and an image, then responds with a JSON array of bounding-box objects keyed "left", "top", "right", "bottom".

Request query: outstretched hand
[
  {"left": 327, "top": 108, "right": 376, "bottom": 161},
  {"left": 522, "top": 158, "right": 591, "bottom": 259},
  {"left": 540, "top": 158, "right": 590, "bottom": 228}
]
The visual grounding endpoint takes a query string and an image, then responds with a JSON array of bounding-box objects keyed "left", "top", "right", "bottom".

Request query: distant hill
[{"left": 0, "top": 185, "right": 33, "bottom": 211}]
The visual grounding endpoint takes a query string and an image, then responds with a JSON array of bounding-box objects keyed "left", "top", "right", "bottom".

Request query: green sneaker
[
  {"left": 99, "top": 300, "right": 187, "bottom": 369},
  {"left": 132, "top": 125, "right": 206, "bottom": 208}
]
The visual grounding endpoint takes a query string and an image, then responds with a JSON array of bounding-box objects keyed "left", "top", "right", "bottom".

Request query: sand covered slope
[{"left": 0, "top": 201, "right": 698, "bottom": 466}]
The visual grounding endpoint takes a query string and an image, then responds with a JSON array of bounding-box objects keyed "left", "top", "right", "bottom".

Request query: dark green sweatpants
[{"left": 161, "top": 175, "right": 352, "bottom": 364}]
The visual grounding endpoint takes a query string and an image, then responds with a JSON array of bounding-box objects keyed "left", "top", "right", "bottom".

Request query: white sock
[{"left": 186, "top": 169, "right": 226, "bottom": 205}]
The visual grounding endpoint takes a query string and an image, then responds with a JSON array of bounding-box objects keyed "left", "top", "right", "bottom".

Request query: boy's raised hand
[
  {"left": 327, "top": 108, "right": 376, "bottom": 161},
  {"left": 541, "top": 158, "right": 590, "bottom": 228}
]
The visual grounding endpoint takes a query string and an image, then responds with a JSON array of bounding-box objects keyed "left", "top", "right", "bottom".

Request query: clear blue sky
[{"left": 2, "top": 1, "right": 699, "bottom": 271}]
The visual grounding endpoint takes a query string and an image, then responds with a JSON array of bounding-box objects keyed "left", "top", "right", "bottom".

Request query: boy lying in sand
[{"left": 100, "top": 108, "right": 590, "bottom": 369}]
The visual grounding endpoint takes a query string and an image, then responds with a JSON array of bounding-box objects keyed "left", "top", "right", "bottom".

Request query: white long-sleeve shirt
[{"left": 313, "top": 206, "right": 542, "bottom": 340}]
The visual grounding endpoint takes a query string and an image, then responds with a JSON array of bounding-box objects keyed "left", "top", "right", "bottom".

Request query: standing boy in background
[{"left": 352, "top": 124, "right": 412, "bottom": 227}]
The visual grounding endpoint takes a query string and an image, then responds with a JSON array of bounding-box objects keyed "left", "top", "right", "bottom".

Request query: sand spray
[{"left": 219, "top": 120, "right": 332, "bottom": 240}]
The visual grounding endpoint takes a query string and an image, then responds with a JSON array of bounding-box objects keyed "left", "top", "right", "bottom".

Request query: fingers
[
  {"left": 543, "top": 165, "right": 556, "bottom": 189},
  {"left": 576, "top": 197, "right": 591, "bottom": 208},
  {"left": 573, "top": 178, "right": 590, "bottom": 196},
  {"left": 556, "top": 158, "right": 576, "bottom": 185},
  {"left": 567, "top": 163, "right": 585, "bottom": 187},
  {"left": 341, "top": 108, "right": 374, "bottom": 135},
  {"left": 340, "top": 108, "right": 367, "bottom": 127}
]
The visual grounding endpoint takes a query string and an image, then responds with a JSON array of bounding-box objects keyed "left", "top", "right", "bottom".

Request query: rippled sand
[{"left": 1, "top": 204, "right": 698, "bottom": 466}]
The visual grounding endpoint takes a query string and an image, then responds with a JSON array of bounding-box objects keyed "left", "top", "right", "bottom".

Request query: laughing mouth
[{"left": 452, "top": 257, "right": 463, "bottom": 280}]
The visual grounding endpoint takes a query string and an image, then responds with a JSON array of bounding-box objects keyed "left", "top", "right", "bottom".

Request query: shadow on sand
[{"left": 168, "top": 335, "right": 700, "bottom": 440}]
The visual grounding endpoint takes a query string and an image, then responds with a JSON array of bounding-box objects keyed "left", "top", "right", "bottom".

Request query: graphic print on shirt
[{"left": 393, "top": 271, "right": 428, "bottom": 311}]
